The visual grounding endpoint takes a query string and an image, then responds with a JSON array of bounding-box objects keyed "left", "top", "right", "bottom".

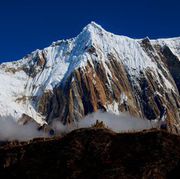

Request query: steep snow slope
[
  {"left": 151, "top": 37, "right": 180, "bottom": 60},
  {"left": 0, "top": 22, "right": 179, "bottom": 132}
]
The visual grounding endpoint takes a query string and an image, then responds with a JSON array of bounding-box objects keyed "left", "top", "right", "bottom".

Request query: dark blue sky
[{"left": 0, "top": 0, "right": 179, "bottom": 62}]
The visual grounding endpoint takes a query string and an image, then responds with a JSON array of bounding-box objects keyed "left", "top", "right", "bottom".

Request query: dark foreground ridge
[{"left": 0, "top": 128, "right": 180, "bottom": 179}]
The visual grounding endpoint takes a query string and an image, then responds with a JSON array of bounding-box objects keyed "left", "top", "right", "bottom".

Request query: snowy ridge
[
  {"left": 151, "top": 37, "right": 180, "bottom": 60},
  {"left": 0, "top": 21, "right": 179, "bottom": 125}
]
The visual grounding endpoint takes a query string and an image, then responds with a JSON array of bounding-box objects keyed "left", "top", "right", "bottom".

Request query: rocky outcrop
[
  {"left": 41, "top": 40, "right": 180, "bottom": 133},
  {"left": 45, "top": 57, "right": 141, "bottom": 125}
]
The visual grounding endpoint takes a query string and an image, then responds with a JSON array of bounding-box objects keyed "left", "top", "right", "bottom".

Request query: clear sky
[{"left": 0, "top": 0, "right": 179, "bottom": 62}]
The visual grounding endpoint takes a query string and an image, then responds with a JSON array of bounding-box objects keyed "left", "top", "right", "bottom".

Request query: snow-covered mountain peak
[
  {"left": 75, "top": 21, "right": 110, "bottom": 48},
  {"left": 82, "top": 21, "right": 104, "bottom": 33},
  {"left": 0, "top": 22, "right": 180, "bottom": 133}
]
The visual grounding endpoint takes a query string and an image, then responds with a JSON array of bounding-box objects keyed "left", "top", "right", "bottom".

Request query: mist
[
  {"left": 0, "top": 111, "right": 158, "bottom": 141},
  {"left": 77, "top": 111, "right": 156, "bottom": 132},
  {"left": 51, "top": 111, "right": 157, "bottom": 134},
  {"left": 0, "top": 116, "right": 46, "bottom": 141}
]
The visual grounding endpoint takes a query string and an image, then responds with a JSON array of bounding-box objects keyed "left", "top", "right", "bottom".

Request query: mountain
[
  {"left": 1, "top": 128, "right": 180, "bottom": 178},
  {"left": 0, "top": 22, "right": 180, "bottom": 132}
]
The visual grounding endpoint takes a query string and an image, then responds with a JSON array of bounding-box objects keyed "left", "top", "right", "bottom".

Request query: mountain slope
[
  {"left": 0, "top": 22, "right": 180, "bottom": 132},
  {"left": 1, "top": 128, "right": 180, "bottom": 179}
]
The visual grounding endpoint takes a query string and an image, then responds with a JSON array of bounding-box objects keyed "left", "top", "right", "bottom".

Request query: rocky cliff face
[{"left": 0, "top": 22, "right": 180, "bottom": 132}]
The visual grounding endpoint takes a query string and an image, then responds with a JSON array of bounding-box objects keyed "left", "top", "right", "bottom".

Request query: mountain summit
[{"left": 0, "top": 22, "right": 180, "bottom": 132}]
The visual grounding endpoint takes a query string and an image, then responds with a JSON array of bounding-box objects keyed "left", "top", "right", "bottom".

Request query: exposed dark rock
[{"left": 162, "top": 46, "right": 180, "bottom": 93}]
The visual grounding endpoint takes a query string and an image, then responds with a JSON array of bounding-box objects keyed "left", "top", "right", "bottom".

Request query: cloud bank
[
  {"left": 77, "top": 111, "right": 156, "bottom": 132},
  {"left": 0, "top": 111, "right": 157, "bottom": 141},
  {"left": 0, "top": 116, "right": 46, "bottom": 141},
  {"left": 51, "top": 111, "right": 157, "bottom": 134}
]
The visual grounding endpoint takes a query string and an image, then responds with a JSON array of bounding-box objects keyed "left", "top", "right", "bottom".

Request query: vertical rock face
[
  {"left": 47, "top": 59, "right": 141, "bottom": 125},
  {"left": 0, "top": 22, "right": 180, "bottom": 132}
]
